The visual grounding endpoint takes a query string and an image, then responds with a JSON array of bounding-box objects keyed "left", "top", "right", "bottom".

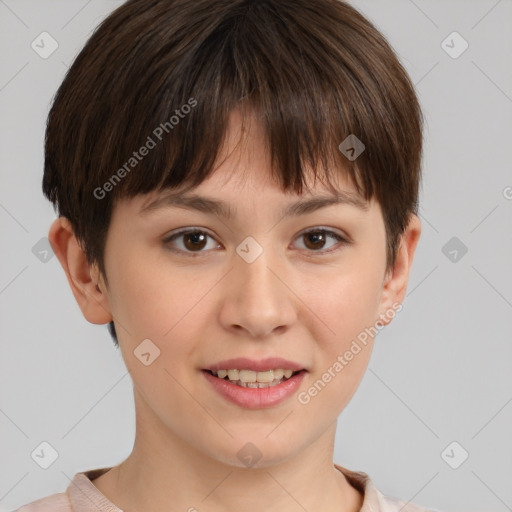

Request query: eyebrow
[{"left": 139, "top": 190, "right": 369, "bottom": 219}]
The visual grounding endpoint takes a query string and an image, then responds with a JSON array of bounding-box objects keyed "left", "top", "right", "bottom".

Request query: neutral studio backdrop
[{"left": 1, "top": 1, "right": 511, "bottom": 510}]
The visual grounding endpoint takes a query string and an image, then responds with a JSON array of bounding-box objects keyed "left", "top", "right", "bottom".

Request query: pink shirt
[{"left": 14, "top": 464, "right": 438, "bottom": 511}]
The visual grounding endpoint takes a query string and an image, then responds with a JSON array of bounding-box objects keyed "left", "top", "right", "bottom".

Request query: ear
[
  {"left": 376, "top": 214, "right": 421, "bottom": 326},
  {"left": 48, "top": 217, "right": 113, "bottom": 325}
]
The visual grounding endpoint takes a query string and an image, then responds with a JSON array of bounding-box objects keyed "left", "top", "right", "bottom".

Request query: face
[{"left": 56, "top": 108, "right": 419, "bottom": 469}]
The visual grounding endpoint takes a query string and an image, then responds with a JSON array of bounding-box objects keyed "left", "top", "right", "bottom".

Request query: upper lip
[{"left": 204, "top": 357, "right": 306, "bottom": 373}]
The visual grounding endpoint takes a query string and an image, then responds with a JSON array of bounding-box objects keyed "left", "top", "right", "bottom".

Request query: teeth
[
  {"left": 273, "top": 369, "right": 285, "bottom": 380},
  {"left": 239, "top": 369, "right": 257, "bottom": 382},
  {"left": 227, "top": 369, "right": 239, "bottom": 380},
  {"left": 211, "top": 368, "right": 298, "bottom": 383},
  {"left": 239, "top": 380, "right": 282, "bottom": 388}
]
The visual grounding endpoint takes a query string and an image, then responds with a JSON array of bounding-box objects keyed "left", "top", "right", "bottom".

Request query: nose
[{"left": 218, "top": 247, "right": 297, "bottom": 338}]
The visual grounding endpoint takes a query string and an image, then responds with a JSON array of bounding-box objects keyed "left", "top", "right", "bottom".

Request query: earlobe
[
  {"left": 48, "top": 217, "right": 113, "bottom": 325},
  {"left": 377, "top": 214, "right": 422, "bottom": 326}
]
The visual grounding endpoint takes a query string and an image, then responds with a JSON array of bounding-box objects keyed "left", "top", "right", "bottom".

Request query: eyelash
[{"left": 162, "top": 227, "right": 350, "bottom": 257}]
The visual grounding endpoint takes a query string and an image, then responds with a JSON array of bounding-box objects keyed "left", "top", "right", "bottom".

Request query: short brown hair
[{"left": 43, "top": 0, "right": 423, "bottom": 347}]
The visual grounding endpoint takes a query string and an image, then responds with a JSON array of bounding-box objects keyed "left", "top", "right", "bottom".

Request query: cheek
[
  {"left": 105, "top": 249, "right": 184, "bottom": 342},
  {"left": 294, "top": 269, "right": 382, "bottom": 420},
  {"left": 107, "top": 251, "right": 218, "bottom": 374},
  {"left": 304, "top": 258, "right": 384, "bottom": 345},
  {"left": 109, "top": 261, "right": 201, "bottom": 405}
]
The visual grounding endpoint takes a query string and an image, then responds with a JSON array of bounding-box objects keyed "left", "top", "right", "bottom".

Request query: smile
[
  {"left": 208, "top": 368, "right": 300, "bottom": 387},
  {"left": 202, "top": 369, "right": 307, "bottom": 409}
]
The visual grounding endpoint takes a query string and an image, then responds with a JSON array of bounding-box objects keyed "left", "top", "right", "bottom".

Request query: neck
[{"left": 92, "top": 390, "right": 363, "bottom": 512}]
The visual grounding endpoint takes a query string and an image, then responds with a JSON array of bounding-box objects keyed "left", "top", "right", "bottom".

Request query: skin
[{"left": 48, "top": 107, "right": 421, "bottom": 512}]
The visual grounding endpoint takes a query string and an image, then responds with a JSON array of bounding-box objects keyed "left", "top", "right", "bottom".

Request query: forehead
[
  {"left": 134, "top": 163, "right": 367, "bottom": 217},
  {"left": 120, "top": 105, "right": 374, "bottom": 218},
  {"left": 129, "top": 169, "right": 370, "bottom": 229}
]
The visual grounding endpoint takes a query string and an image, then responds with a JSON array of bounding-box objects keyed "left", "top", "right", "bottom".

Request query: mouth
[
  {"left": 202, "top": 368, "right": 306, "bottom": 388},
  {"left": 201, "top": 367, "right": 307, "bottom": 409}
]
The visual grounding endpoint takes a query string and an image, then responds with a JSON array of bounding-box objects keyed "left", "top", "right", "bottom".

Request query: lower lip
[{"left": 202, "top": 370, "right": 306, "bottom": 409}]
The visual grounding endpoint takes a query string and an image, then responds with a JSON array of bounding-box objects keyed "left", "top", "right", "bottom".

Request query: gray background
[{"left": 1, "top": 1, "right": 511, "bottom": 510}]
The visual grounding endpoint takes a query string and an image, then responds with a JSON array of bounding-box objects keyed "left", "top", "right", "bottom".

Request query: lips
[
  {"left": 202, "top": 367, "right": 307, "bottom": 409},
  {"left": 203, "top": 356, "right": 306, "bottom": 373}
]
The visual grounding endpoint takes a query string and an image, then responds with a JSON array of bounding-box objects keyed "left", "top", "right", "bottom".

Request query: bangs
[
  {"left": 78, "top": 0, "right": 407, "bottom": 208},
  {"left": 44, "top": 0, "right": 422, "bottom": 275}
]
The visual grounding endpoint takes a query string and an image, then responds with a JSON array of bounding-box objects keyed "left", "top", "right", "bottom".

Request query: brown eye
[
  {"left": 303, "top": 231, "right": 328, "bottom": 250},
  {"left": 163, "top": 227, "right": 349, "bottom": 257},
  {"left": 294, "top": 229, "right": 348, "bottom": 253},
  {"left": 164, "top": 229, "right": 219, "bottom": 254},
  {"left": 182, "top": 231, "right": 207, "bottom": 251}
]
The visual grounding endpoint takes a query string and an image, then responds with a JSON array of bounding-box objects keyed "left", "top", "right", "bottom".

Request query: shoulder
[
  {"left": 334, "top": 463, "right": 441, "bottom": 512},
  {"left": 13, "top": 492, "right": 71, "bottom": 511},
  {"left": 377, "top": 492, "right": 441, "bottom": 512},
  {"left": 12, "top": 467, "right": 114, "bottom": 512}
]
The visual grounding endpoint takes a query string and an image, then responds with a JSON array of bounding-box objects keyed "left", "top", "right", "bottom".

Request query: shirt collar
[{"left": 67, "top": 464, "right": 383, "bottom": 512}]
